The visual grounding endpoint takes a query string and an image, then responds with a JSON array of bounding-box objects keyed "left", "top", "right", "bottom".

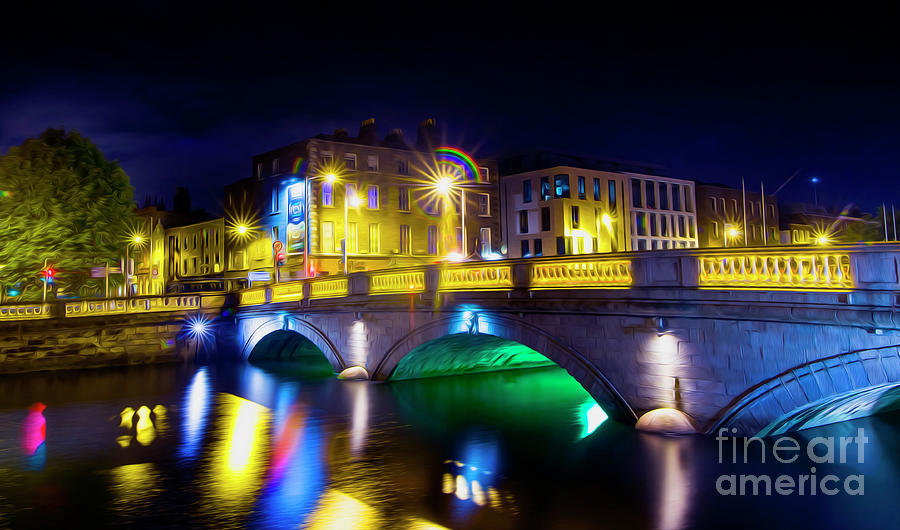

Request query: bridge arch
[
  {"left": 371, "top": 312, "right": 637, "bottom": 424},
  {"left": 710, "top": 343, "right": 900, "bottom": 436},
  {"left": 238, "top": 315, "right": 346, "bottom": 373}
]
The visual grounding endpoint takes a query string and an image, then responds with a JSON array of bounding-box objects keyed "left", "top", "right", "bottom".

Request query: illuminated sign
[{"left": 286, "top": 183, "right": 306, "bottom": 254}]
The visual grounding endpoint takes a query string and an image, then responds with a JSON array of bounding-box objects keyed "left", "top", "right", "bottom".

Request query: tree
[{"left": 0, "top": 129, "right": 139, "bottom": 301}]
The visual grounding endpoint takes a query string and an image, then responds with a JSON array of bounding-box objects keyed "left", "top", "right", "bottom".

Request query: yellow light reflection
[
  {"left": 441, "top": 473, "right": 455, "bottom": 494},
  {"left": 108, "top": 463, "right": 160, "bottom": 516},
  {"left": 406, "top": 517, "right": 450, "bottom": 529},
  {"left": 197, "top": 393, "right": 271, "bottom": 525},
  {"left": 120, "top": 406, "right": 135, "bottom": 429},
  {"left": 306, "top": 488, "right": 382, "bottom": 529},
  {"left": 135, "top": 405, "right": 156, "bottom": 446},
  {"left": 454, "top": 475, "right": 469, "bottom": 500}
]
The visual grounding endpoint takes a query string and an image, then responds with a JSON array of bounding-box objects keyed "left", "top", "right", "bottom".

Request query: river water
[{"left": 1, "top": 361, "right": 899, "bottom": 529}]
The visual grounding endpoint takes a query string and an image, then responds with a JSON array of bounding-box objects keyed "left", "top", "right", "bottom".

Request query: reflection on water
[{"left": 0, "top": 362, "right": 899, "bottom": 528}]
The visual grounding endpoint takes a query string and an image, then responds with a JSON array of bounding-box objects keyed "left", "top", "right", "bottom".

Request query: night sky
[{"left": 3, "top": 7, "right": 900, "bottom": 215}]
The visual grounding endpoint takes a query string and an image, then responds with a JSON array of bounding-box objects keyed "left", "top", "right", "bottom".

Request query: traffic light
[
  {"left": 42, "top": 267, "right": 55, "bottom": 284},
  {"left": 276, "top": 252, "right": 286, "bottom": 265}
]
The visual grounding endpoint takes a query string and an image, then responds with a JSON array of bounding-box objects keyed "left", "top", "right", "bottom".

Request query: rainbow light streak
[
  {"left": 257, "top": 405, "right": 327, "bottom": 529},
  {"left": 435, "top": 147, "right": 482, "bottom": 183},
  {"left": 291, "top": 157, "right": 308, "bottom": 175},
  {"left": 22, "top": 402, "right": 46, "bottom": 455}
]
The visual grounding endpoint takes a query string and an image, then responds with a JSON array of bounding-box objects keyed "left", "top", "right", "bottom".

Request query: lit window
[
  {"left": 368, "top": 223, "right": 380, "bottom": 253},
  {"left": 478, "top": 193, "right": 490, "bottom": 216},
  {"left": 321, "top": 222, "right": 334, "bottom": 253},
  {"left": 398, "top": 187, "right": 410, "bottom": 211},
  {"left": 427, "top": 226, "right": 438, "bottom": 255},
  {"left": 478, "top": 167, "right": 490, "bottom": 181},
  {"left": 322, "top": 182, "right": 333, "bottom": 207},
  {"left": 367, "top": 186, "right": 379, "bottom": 209},
  {"left": 347, "top": 222, "right": 358, "bottom": 253},
  {"left": 523, "top": 180, "right": 532, "bottom": 203},
  {"left": 540, "top": 177, "right": 551, "bottom": 201},
  {"left": 400, "top": 225, "right": 411, "bottom": 254},
  {"left": 608, "top": 180, "right": 617, "bottom": 211},
  {"left": 554, "top": 174, "right": 570, "bottom": 198},
  {"left": 577, "top": 176, "right": 586, "bottom": 199},
  {"left": 480, "top": 227, "right": 491, "bottom": 254},
  {"left": 519, "top": 211, "right": 529, "bottom": 234}
]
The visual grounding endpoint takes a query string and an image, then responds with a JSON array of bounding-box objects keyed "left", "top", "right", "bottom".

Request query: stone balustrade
[
  {"left": 0, "top": 296, "right": 201, "bottom": 321},
  {"left": 228, "top": 244, "right": 900, "bottom": 308},
  {"left": 4, "top": 244, "right": 899, "bottom": 316}
]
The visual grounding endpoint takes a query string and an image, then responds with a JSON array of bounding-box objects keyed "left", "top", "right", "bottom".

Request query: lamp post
[
  {"left": 309, "top": 171, "right": 355, "bottom": 276},
  {"left": 126, "top": 233, "right": 145, "bottom": 298},
  {"left": 434, "top": 175, "right": 467, "bottom": 256}
]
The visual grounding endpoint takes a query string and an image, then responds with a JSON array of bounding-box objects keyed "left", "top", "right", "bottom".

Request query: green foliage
[{"left": 0, "top": 129, "right": 139, "bottom": 300}]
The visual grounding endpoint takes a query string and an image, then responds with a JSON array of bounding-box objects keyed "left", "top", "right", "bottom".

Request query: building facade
[
  {"left": 164, "top": 218, "right": 226, "bottom": 281},
  {"left": 695, "top": 184, "right": 779, "bottom": 247},
  {"left": 501, "top": 166, "right": 698, "bottom": 258},
  {"left": 225, "top": 119, "right": 500, "bottom": 279}
]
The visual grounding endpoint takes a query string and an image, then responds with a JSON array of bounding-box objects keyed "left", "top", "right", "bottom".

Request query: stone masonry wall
[{"left": 0, "top": 314, "right": 195, "bottom": 374}]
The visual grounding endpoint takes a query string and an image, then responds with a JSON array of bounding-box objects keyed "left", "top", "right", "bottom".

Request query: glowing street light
[
  {"left": 816, "top": 234, "right": 829, "bottom": 245},
  {"left": 725, "top": 225, "right": 741, "bottom": 248},
  {"left": 429, "top": 172, "right": 468, "bottom": 257}
]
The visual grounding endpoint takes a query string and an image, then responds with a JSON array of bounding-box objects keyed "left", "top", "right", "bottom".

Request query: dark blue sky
[{"left": 3, "top": 6, "right": 899, "bottom": 215}]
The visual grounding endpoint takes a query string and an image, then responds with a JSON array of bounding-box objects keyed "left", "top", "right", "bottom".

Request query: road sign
[{"left": 273, "top": 240, "right": 284, "bottom": 253}]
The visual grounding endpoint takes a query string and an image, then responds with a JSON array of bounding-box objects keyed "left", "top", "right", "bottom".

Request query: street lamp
[
  {"left": 312, "top": 170, "right": 357, "bottom": 275},
  {"left": 125, "top": 231, "right": 147, "bottom": 298},
  {"left": 810, "top": 177, "right": 820, "bottom": 207},
  {"left": 431, "top": 174, "right": 468, "bottom": 257},
  {"left": 725, "top": 225, "right": 741, "bottom": 248}
]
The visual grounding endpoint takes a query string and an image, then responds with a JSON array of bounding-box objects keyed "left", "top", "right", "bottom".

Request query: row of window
[
  {"left": 318, "top": 223, "right": 492, "bottom": 256},
  {"left": 709, "top": 221, "right": 779, "bottom": 242},
  {"left": 631, "top": 178, "right": 693, "bottom": 212},
  {"left": 518, "top": 205, "right": 610, "bottom": 234},
  {"left": 633, "top": 212, "right": 696, "bottom": 239},
  {"left": 708, "top": 197, "right": 776, "bottom": 218},
  {"left": 522, "top": 175, "right": 619, "bottom": 209},
  {"left": 271, "top": 184, "right": 491, "bottom": 216},
  {"left": 632, "top": 239, "right": 698, "bottom": 251}
]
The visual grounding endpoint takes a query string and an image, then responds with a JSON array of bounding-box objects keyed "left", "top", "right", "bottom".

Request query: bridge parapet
[{"left": 229, "top": 243, "right": 900, "bottom": 310}]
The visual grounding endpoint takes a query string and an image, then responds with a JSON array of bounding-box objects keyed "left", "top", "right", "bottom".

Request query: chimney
[
  {"left": 333, "top": 128, "right": 348, "bottom": 140},
  {"left": 416, "top": 118, "right": 439, "bottom": 151},
  {"left": 384, "top": 128, "right": 405, "bottom": 145},
  {"left": 358, "top": 118, "right": 377, "bottom": 145}
]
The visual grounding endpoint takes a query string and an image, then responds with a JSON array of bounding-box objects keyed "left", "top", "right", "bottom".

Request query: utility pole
[
  {"left": 741, "top": 178, "right": 748, "bottom": 246},
  {"left": 884, "top": 203, "right": 889, "bottom": 242},
  {"left": 761, "top": 181, "right": 767, "bottom": 246}
]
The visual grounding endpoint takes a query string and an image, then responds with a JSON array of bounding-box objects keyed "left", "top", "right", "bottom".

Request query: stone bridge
[
  {"left": 222, "top": 244, "right": 900, "bottom": 435},
  {"left": 0, "top": 295, "right": 218, "bottom": 373}
]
